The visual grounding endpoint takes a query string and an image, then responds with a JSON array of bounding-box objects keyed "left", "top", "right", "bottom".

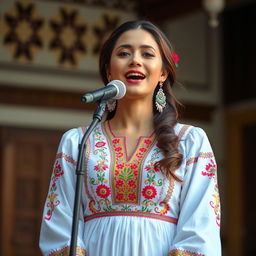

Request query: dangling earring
[
  {"left": 107, "top": 99, "right": 116, "bottom": 112},
  {"left": 155, "top": 82, "right": 166, "bottom": 113}
]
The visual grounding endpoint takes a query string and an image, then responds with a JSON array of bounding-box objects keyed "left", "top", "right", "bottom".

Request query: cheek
[
  {"left": 109, "top": 59, "right": 125, "bottom": 77},
  {"left": 149, "top": 63, "right": 164, "bottom": 79}
]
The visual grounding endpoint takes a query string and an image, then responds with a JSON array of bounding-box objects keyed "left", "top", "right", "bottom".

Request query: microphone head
[{"left": 107, "top": 80, "right": 126, "bottom": 99}]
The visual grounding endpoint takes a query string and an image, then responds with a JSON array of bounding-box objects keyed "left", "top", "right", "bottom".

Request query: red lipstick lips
[{"left": 125, "top": 70, "right": 146, "bottom": 84}]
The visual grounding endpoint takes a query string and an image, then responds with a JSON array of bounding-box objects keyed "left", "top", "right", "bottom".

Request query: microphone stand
[{"left": 69, "top": 100, "right": 107, "bottom": 256}]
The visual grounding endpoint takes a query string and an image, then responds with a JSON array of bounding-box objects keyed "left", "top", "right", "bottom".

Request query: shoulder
[
  {"left": 175, "top": 123, "right": 211, "bottom": 156},
  {"left": 61, "top": 127, "right": 84, "bottom": 141},
  {"left": 58, "top": 126, "right": 87, "bottom": 150},
  {"left": 174, "top": 122, "right": 208, "bottom": 141}
]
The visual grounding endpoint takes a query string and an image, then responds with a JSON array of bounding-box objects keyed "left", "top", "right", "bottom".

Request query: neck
[{"left": 109, "top": 97, "right": 154, "bottom": 136}]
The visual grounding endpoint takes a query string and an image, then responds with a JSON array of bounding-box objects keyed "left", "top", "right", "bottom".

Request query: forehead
[{"left": 114, "top": 28, "right": 159, "bottom": 49}]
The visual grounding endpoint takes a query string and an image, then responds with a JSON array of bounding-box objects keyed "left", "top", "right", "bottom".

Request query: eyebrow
[{"left": 116, "top": 44, "right": 156, "bottom": 51}]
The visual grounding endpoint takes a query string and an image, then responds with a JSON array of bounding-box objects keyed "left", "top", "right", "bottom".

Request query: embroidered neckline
[
  {"left": 102, "top": 121, "right": 156, "bottom": 204},
  {"left": 104, "top": 120, "right": 156, "bottom": 162}
]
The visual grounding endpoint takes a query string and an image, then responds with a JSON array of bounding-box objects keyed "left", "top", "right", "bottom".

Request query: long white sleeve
[
  {"left": 39, "top": 128, "right": 88, "bottom": 256},
  {"left": 168, "top": 127, "right": 221, "bottom": 256}
]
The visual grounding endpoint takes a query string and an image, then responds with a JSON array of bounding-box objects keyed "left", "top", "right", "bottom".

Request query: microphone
[{"left": 81, "top": 80, "right": 126, "bottom": 103}]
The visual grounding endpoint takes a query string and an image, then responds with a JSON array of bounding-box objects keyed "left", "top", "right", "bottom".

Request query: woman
[{"left": 40, "top": 20, "right": 221, "bottom": 256}]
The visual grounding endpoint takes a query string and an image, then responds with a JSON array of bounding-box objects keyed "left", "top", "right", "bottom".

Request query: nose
[{"left": 129, "top": 53, "right": 142, "bottom": 67}]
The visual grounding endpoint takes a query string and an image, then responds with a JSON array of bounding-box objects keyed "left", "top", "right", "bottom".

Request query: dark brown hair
[{"left": 99, "top": 20, "right": 183, "bottom": 181}]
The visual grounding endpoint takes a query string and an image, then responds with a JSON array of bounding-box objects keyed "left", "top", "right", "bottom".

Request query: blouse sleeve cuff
[
  {"left": 168, "top": 249, "right": 204, "bottom": 256},
  {"left": 48, "top": 246, "right": 87, "bottom": 256}
]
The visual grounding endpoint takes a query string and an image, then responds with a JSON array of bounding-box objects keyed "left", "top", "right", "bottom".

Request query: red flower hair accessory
[{"left": 172, "top": 52, "right": 179, "bottom": 68}]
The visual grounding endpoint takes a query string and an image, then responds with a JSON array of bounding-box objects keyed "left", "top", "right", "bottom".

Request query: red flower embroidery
[
  {"left": 53, "top": 161, "right": 64, "bottom": 177},
  {"left": 44, "top": 160, "right": 64, "bottom": 221},
  {"left": 112, "top": 139, "right": 120, "bottom": 144},
  {"left": 145, "top": 166, "right": 152, "bottom": 171},
  {"left": 202, "top": 159, "right": 217, "bottom": 177},
  {"left": 116, "top": 163, "right": 124, "bottom": 169},
  {"left": 144, "top": 139, "right": 152, "bottom": 145},
  {"left": 95, "top": 141, "right": 106, "bottom": 148},
  {"left": 52, "top": 183, "right": 56, "bottom": 189},
  {"left": 142, "top": 185, "right": 157, "bottom": 199},
  {"left": 130, "top": 164, "right": 138, "bottom": 169},
  {"left": 110, "top": 126, "right": 154, "bottom": 204},
  {"left": 145, "top": 162, "right": 160, "bottom": 172},
  {"left": 136, "top": 152, "right": 143, "bottom": 158},
  {"left": 116, "top": 152, "right": 123, "bottom": 158},
  {"left": 116, "top": 193, "right": 124, "bottom": 201},
  {"left": 128, "top": 180, "right": 136, "bottom": 188},
  {"left": 94, "top": 161, "right": 108, "bottom": 171},
  {"left": 154, "top": 167, "right": 160, "bottom": 172},
  {"left": 128, "top": 193, "right": 136, "bottom": 201},
  {"left": 96, "top": 184, "right": 111, "bottom": 198},
  {"left": 116, "top": 180, "right": 124, "bottom": 188}
]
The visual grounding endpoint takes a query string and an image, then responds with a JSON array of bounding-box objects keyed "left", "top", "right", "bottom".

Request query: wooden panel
[
  {"left": 0, "top": 126, "right": 63, "bottom": 256},
  {"left": 0, "top": 84, "right": 93, "bottom": 111},
  {"left": 0, "top": 142, "right": 16, "bottom": 256}
]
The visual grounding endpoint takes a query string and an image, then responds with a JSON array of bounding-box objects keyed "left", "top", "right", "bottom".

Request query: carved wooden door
[{"left": 0, "top": 126, "right": 63, "bottom": 256}]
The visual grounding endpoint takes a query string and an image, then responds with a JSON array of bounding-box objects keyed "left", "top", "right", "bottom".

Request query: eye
[
  {"left": 117, "top": 51, "right": 130, "bottom": 57},
  {"left": 143, "top": 52, "right": 155, "bottom": 58}
]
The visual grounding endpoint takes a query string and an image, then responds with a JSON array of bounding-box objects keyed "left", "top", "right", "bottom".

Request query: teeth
[{"left": 126, "top": 73, "right": 145, "bottom": 78}]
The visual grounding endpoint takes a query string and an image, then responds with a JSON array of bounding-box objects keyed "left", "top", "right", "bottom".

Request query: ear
[{"left": 160, "top": 67, "right": 169, "bottom": 83}]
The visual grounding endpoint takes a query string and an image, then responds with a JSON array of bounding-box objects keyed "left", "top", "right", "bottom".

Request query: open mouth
[{"left": 125, "top": 71, "right": 146, "bottom": 81}]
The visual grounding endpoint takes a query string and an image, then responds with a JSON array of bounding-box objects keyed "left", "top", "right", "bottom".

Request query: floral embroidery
[
  {"left": 186, "top": 152, "right": 214, "bottom": 166},
  {"left": 93, "top": 160, "right": 108, "bottom": 172},
  {"left": 90, "top": 128, "right": 109, "bottom": 185},
  {"left": 154, "top": 201, "right": 170, "bottom": 215},
  {"left": 89, "top": 126, "right": 116, "bottom": 212},
  {"left": 86, "top": 122, "right": 175, "bottom": 218},
  {"left": 56, "top": 152, "right": 77, "bottom": 166},
  {"left": 168, "top": 249, "right": 204, "bottom": 256},
  {"left": 89, "top": 199, "right": 100, "bottom": 213},
  {"left": 210, "top": 184, "right": 221, "bottom": 227},
  {"left": 202, "top": 159, "right": 217, "bottom": 177},
  {"left": 139, "top": 147, "right": 173, "bottom": 214},
  {"left": 49, "top": 246, "right": 87, "bottom": 256},
  {"left": 95, "top": 141, "right": 106, "bottom": 148},
  {"left": 44, "top": 160, "right": 64, "bottom": 221},
  {"left": 202, "top": 159, "right": 221, "bottom": 227},
  {"left": 142, "top": 185, "right": 157, "bottom": 199},
  {"left": 111, "top": 134, "right": 154, "bottom": 204},
  {"left": 96, "top": 184, "right": 111, "bottom": 198}
]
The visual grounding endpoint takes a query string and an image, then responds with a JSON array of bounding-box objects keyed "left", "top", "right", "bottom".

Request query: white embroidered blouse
[{"left": 39, "top": 122, "right": 221, "bottom": 256}]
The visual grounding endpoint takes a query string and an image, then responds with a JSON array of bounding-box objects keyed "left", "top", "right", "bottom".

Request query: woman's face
[{"left": 108, "top": 29, "right": 168, "bottom": 99}]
